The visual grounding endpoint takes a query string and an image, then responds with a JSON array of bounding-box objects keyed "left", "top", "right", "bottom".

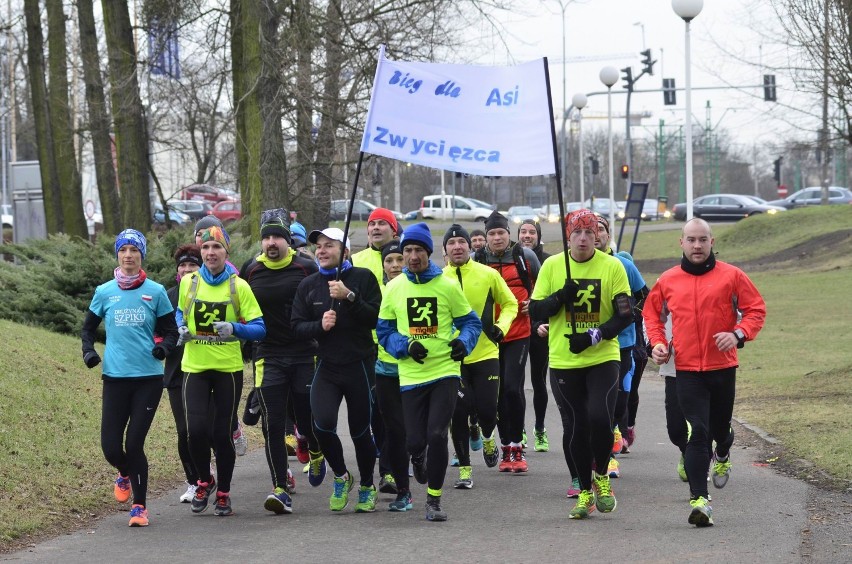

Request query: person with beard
[
  {"left": 517, "top": 219, "right": 551, "bottom": 453},
  {"left": 241, "top": 209, "right": 322, "bottom": 514},
  {"left": 643, "top": 218, "right": 765, "bottom": 527},
  {"left": 470, "top": 229, "right": 486, "bottom": 252}
]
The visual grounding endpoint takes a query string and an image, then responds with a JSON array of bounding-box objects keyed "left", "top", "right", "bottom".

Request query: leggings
[
  {"left": 613, "top": 347, "right": 633, "bottom": 432},
  {"left": 257, "top": 360, "right": 317, "bottom": 491},
  {"left": 497, "top": 338, "right": 529, "bottom": 445},
  {"left": 664, "top": 376, "right": 688, "bottom": 453},
  {"left": 628, "top": 348, "right": 648, "bottom": 427},
  {"left": 310, "top": 358, "right": 376, "bottom": 487},
  {"left": 184, "top": 370, "right": 242, "bottom": 493},
  {"left": 401, "top": 377, "right": 459, "bottom": 493},
  {"left": 375, "top": 376, "right": 410, "bottom": 492},
  {"left": 550, "top": 361, "right": 619, "bottom": 491},
  {"left": 167, "top": 383, "right": 199, "bottom": 484},
  {"left": 676, "top": 367, "right": 736, "bottom": 499},
  {"left": 450, "top": 359, "right": 500, "bottom": 467},
  {"left": 528, "top": 333, "right": 549, "bottom": 431},
  {"left": 101, "top": 377, "right": 163, "bottom": 506}
]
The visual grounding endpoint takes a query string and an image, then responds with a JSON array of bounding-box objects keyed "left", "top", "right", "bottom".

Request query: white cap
[{"left": 308, "top": 227, "right": 350, "bottom": 250}]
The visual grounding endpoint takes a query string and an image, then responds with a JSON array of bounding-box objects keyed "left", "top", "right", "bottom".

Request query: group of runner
[{"left": 82, "top": 204, "right": 764, "bottom": 528}]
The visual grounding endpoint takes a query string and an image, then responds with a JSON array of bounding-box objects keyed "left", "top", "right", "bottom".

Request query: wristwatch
[
  {"left": 346, "top": 291, "right": 356, "bottom": 303},
  {"left": 733, "top": 329, "right": 746, "bottom": 348}
]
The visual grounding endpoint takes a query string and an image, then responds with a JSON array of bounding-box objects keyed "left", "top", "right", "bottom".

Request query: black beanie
[
  {"left": 517, "top": 219, "right": 543, "bottom": 243},
  {"left": 381, "top": 240, "right": 403, "bottom": 261},
  {"left": 484, "top": 210, "right": 509, "bottom": 233},
  {"left": 260, "top": 208, "right": 292, "bottom": 242},
  {"left": 443, "top": 224, "right": 471, "bottom": 250}
]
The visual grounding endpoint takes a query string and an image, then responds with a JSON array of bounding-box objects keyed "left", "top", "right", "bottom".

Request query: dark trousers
[
  {"left": 528, "top": 333, "right": 549, "bottom": 431},
  {"left": 375, "top": 376, "right": 410, "bottom": 492},
  {"left": 450, "top": 359, "right": 500, "bottom": 467},
  {"left": 497, "top": 338, "right": 529, "bottom": 445},
  {"left": 613, "top": 347, "right": 632, "bottom": 431},
  {"left": 401, "top": 377, "right": 459, "bottom": 492},
  {"left": 167, "top": 382, "right": 199, "bottom": 484}
]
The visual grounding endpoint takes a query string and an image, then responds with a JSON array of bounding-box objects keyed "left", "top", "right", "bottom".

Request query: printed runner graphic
[
  {"left": 193, "top": 300, "right": 227, "bottom": 336},
  {"left": 407, "top": 297, "right": 438, "bottom": 336},
  {"left": 567, "top": 279, "right": 602, "bottom": 329}
]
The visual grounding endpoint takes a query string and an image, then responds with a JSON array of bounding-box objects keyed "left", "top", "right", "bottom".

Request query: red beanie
[{"left": 368, "top": 208, "right": 399, "bottom": 234}]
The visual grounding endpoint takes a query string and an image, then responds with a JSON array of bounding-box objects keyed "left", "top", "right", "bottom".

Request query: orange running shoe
[
  {"left": 114, "top": 474, "right": 131, "bottom": 503},
  {"left": 128, "top": 504, "right": 148, "bottom": 527}
]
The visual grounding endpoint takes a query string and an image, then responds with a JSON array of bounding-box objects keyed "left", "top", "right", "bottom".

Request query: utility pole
[{"left": 820, "top": 0, "right": 830, "bottom": 204}]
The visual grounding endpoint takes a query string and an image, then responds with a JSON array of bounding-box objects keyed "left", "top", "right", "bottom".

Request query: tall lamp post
[
  {"left": 600, "top": 66, "right": 619, "bottom": 228},
  {"left": 672, "top": 0, "right": 703, "bottom": 221},
  {"left": 572, "top": 93, "right": 588, "bottom": 204}
]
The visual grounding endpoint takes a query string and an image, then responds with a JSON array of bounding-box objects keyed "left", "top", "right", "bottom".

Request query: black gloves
[
  {"left": 488, "top": 326, "right": 504, "bottom": 344},
  {"left": 567, "top": 328, "right": 603, "bottom": 354},
  {"left": 83, "top": 351, "right": 101, "bottom": 369},
  {"left": 556, "top": 280, "right": 580, "bottom": 304},
  {"left": 151, "top": 345, "right": 167, "bottom": 360},
  {"left": 448, "top": 339, "right": 467, "bottom": 361},
  {"left": 408, "top": 340, "right": 428, "bottom": 364}
]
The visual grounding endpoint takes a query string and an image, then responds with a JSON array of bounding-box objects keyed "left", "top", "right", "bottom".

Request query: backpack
[
  {"left": 474, "top": 244, "right": 533, "bottom": 295},
  {"left": 182, "top": 272, "right": 243, "bottom": 323}
]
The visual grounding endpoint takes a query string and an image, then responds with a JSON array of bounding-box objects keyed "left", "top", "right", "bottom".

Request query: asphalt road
[{"left": 9, "top": 372, "right": 829, "bottom": 564}]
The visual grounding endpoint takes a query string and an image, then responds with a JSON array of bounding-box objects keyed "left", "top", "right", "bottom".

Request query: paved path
[{"left": 8, "top": 373, "right": 817, "bottom": 563}]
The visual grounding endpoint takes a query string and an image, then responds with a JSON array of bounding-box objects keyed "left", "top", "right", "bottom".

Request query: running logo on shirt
[
  {"left": 568, "top": 279, "right": 602, "bottom": 327},
  {"left": 193, "top": 300, "right": 228, "bottom": 336},
  {"left": 407, "top": 297, "right": 438, "bottom": 336}
]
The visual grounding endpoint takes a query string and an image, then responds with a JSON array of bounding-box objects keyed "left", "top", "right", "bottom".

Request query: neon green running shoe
[
  {"left": 678, "top": 455, "right": 688, "bottom": 482},
  {"left": 568, "top": 490, "right": 596, "bottom": 519},
  {"left": 354, "top": 485, "right": 377, "bottom": 513},
  {"left": 592, "top": 472, "right": 617, "bottom": 513},
  {"left": 711, "top": 454, "right": 732, "bottom": 488},
  {"left": 454, "top": 465, "right": 473, "bottom": 489},
  {"left": 482, "top": 436, "right": 500, "bottom": 468},
  {"left": 534, "top": 428, "right": 549, "bottom": 452},
  {"left": 521, "top": 429, "right": 528, "bottom": 449},
  {"left": 329, "top": 473, "right": 354, "bottom": 511},
  {"left": 688, "top": 496, "right": 714, "bottom": 527}
]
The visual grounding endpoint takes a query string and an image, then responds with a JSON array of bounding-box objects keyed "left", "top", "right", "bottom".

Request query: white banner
[{"left": 360, "top": 46, "right": 556, "bottom": 177}]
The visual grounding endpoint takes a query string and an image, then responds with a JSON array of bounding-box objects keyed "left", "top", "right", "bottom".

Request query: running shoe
[
  {"left": 329, "top": 473, "right": 354, "bottom": 511},
  {"left": 389, "top": 489, "right": 413, "bottom": 512},
  {"left": 611, "top": 426, "right": 623, "bottom": 455},
  {"left": 688, "top": 496, "right": 714, "bottom": 527},
  {"left": 295, "top": 435, "right": 310, "bottom": 464},
  {"left": 412, "top": 454, "right": 428, "bottom": 485},
  {"left": 379, "top": 473, "right": 398, "bottom": 494},
  {"left": 114, "top": 474, "right": 131, "bottom": 503},
  {"left": 566, "top": 477, "right": 581, "bottom": 498},
  {"left": 568, "top": 490, "right": 596, "bottom": 520},
  {"left": 469, "top": 424, "right": 483, "bottom": 451},
  {"left": 511, "top": 446, "right": 528, "bottom": 473},
  {"left": 425, "top": 494, "right": 447, "bottom": 522},
  {"left": 286, "top": 468, "right": 296, "bottom": 494},
  {"left": 711, "top": 453, "right": 732, "bottom": 488},
  {"left": 607, "top": 457, "right": 620, "bottom": 478},
  {"left": 534, "top": 428, "right": 549, "bottom": 452},
  {"left": 592, "top": 472, "right": 617, "bottom": 513},
  {"left": 214, "top": 492, "right": 233, "bottom": 516},
  {"left": 678, "top": 455, "right": 688, "bottom": 482},
  {"left": 454, "top": 466, "right": 473, "bottom": 489},
  {"left": 128, "top": 504, "right": 148, "bottom": 527},
  {"left": 482, "top": 437, "right": 500, "bottom": 468},
  {"left": 308, "top": 452, "right": 327, "bottom": 487},
  {"left": 355, "top": 485, "right": 378, "bottom": 513},
  {"left": 264, "top": 488, "right": 293, "bottom": 514},
  {"left": 450, "top": 452, "right": 459, "bottom": 467},
  {"left": 233, "top": 422, "right": 248, "bottom": 456},
  {"left": 625, "top": 426, "right": 636, "bottom": 448},
  {"left": 498, "top": 446, "right": 514, "bottom": 472},
  {"left": 179, "top": 482, "right": 197, "bottom": 503},
  {"left": 521, "top": 429, "right": 528, "bottom": 449},
  {"left": 285, "top": 434, "right": 298, "bottom": 456},
  {"left": 191, "top": 477, "right": 217, "bottom": 513}
]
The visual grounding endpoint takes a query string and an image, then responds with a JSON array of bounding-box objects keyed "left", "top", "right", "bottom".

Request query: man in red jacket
[{"left": 643, "top": 218, "right": 766, "bottom": 528}]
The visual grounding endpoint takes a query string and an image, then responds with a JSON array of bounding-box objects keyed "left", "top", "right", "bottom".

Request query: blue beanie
[
  {"left": 115, "top": 229, "right": 147, "bottom": 259},
  {"left": 290, "top": 221, "right": 307, "bottom": 246},
  {"left": 399, "top": 222, "right": 433, "bottom": 255}
]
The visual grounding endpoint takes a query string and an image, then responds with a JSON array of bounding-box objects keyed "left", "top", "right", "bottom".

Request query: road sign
[{"left": 778, "top": 184, "right": 788, "bottom": 197}]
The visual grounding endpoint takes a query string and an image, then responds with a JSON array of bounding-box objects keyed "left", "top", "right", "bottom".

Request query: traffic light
[
  {"left": 763, "top": 75, "right": 777, "bottom": 102},
  {"left": 773, "top": 157, "right": 782, "bottom": 184},
  {"left": 620, "top": 164, "right": 629, "bottom": 179},
  {"left": 640, "top": 49, "right": 655, "bottom": 75},
  {"left": 621, "top": 67, "right": 633, "bottom": 91},
  {"left": 663, "top": 78, "right": 676, "bottom": 105},
  {"left": 590, "top": 157, "right": 600, "bottom": 176}
]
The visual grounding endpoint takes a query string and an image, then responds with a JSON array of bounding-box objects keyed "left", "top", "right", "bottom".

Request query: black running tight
[
  {"left": 528, "top": 333, "right": 549, "bottom": 431},
  {"left": 497, "top": 338, "right": 529, "bottom": 445},
  {"left": 375, "top": 375, "right": 410, "bottom": 492},
  {"left": 402, "top": 377, "right": 459, "bottom": 492},
  {"left": 450, "top": 359, "right": 499, "bottom": 467}
]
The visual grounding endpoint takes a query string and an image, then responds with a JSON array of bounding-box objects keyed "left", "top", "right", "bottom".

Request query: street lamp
[
  {"left": 600, "top": 66, "right": 619, "bottom": 228},
  {"left": 672, "top": 0, "right": 703, "bottom": 221},
  {"left": 572, "top": 93, "right": 588, "bottom": 204}
]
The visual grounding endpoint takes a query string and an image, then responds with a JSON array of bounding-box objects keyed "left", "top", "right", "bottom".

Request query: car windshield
[{"left": 510, "top": 207, "right": 536, "bottom": 214}]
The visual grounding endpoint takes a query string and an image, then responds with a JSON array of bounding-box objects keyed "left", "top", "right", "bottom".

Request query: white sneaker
[
  {"left": 233, "top": 422, "right": 248, "bottom": 456},
  {"left": 179, "top": 482, "right": 197, "bottom": 503}
]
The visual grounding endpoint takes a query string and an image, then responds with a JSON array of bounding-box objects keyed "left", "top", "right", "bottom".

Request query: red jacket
[{"left": 643, "top": 260, "right": 766, "bottom": 372}]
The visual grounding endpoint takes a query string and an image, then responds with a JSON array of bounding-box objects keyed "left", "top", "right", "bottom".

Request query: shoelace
[
  {"left": 359, "top": 488, "right": 371, "bottom": 503},
  {"left": 578, "top": 491, "right": 594, "bottom": 508},
  {"left": 333, "top": 478, "right": 347, "bottom": 497},
  {"left": 594, "top": 475, "right": 612, "bottom": 496},
  {"left": 216, "top": 495, "right": 229, "bottom": 507},
  {"left": 310, "top": 457, "right": 323, "bottom": 474},
  {"left": 195, "top": 483, "right": 209, "bottom": 500},
  {"left": 129, "top": 505, "right": 145, "bottom": 517},
  {"left": 116, "top": 477, "right": 130, "bottom": 490}
]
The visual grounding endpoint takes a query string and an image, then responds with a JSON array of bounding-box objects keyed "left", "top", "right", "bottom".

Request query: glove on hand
[
  {"left": 83, "top": 350, "right": 101, "bottom": 369},
  {"left": 567, "top": 328, "right": 602, "bottom": 354},
  {"left": 212, "top": 321, "right": 234, "bottom": 339},
  {"left": 177, "top": 326, "right": 193, "bottom": 346},
  {"left": 408, "top": 341, "right": 428, "bottom": 364},
  {"left": 556, "top": 280, "right": 580, "bottom": 304},
  {"left": 488, "top": 326, "right": 504, "bottom": 343},
  {"left": 151, "top": 345, "right": 167, "bottom": 360},
  {"left": 448, "top": 339, "right": 467, "bottom": 361}
]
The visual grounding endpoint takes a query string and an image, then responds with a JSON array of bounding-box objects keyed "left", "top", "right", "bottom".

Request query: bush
[{"left": 0, "top": 225, "right": 258, "bottom": 336}]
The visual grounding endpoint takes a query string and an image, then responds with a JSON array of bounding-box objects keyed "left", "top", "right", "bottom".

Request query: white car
[
  {"left": 1, "top": 204, "right": 11, "bottom": 230},
  {"left": 419, "top": 195, "right": 493, "bottom": 221}
]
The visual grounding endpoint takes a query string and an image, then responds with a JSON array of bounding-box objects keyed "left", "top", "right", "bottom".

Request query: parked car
[
  {"left": 153, "top": 206, "right": 192, "bottom": 226},
  {"left": 618, "top": 198, "right": 671, "bottom": 221},
  {"left": 209, "top": 200, "right": 242, "bottom": 223},
  {"left": 767, "top": 186, "right": 852, "bottom": 209},
  {"left": 179, "top": 184, "right": 239, "bottom": 203},
  {"left": 507, "top": 206, "right": 540, "bottom": 225},
  {"left": 2, "top": 204, "right": 12, "bottom": 230},
  {"left": 538, "top": 202, "right": 584, "bottom": 222},
  {"left": 466, "top": 197, "right": 497, "bottom": 211},
  {"left": 584, "top": 197, "right": 624, "bottom": 219},
  {"left": 403, "top": 210, "right": 420, "bottom": 221},
  {"left": 419, "top": 195, "right": 493, "bottom": 221},
  {"left": 329, "top": 199, "right": 404, "bottom": 222},
  {"left": 671, "top": 194, "right": 786, "bottom": 221},
  {"left": 167, "top": 199, "right": 214, "bottom": 220}
]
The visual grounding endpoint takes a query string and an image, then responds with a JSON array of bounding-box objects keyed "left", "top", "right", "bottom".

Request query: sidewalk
[{"left": 8, "top": 375, "right": 812, "bottom": 563}]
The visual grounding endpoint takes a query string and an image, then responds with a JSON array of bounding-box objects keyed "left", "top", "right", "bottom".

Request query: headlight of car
[
  {"left": 663, "top": 210, "right": 672, "bottom": 219},
  {"left": 512, "top": 217, "right": 521, "bottom": 223},
  {"left": 767, "top": 209, "right": 778, "bottom": 215},
  {"left": 548, "top": 214, "right": 559, "bottom": 223}
]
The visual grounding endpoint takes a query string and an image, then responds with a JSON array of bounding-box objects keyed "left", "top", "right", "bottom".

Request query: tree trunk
[
  {"left": 23, "top": 0, "right": 63, "bottom": 234},
  {"left": 230, "top": 0, "right": 249, "bottom": 202},
  {"left": 46, "top": 0, "right": 87, "bottom": 238},
  {"left": 77, "top": 0, "right": 121, "bottom": 235},
  {"left": 292, "top": 0, "right": 317, "bottom": 225},
  {"left": 257, "top": 1, "right": 288, "bottom": 214},
  {"left": 101, "top": 0, "right": 151, "bottom": 230}
]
